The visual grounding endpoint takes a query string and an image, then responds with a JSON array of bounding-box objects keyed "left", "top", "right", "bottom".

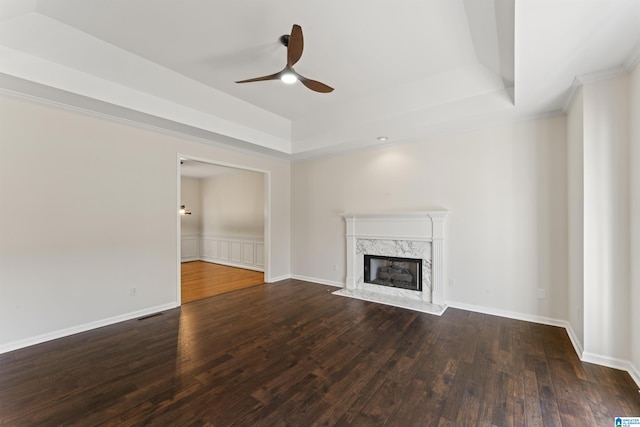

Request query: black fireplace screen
[{"left": 364, "top": 255, "right": 422, "bottom": 291}]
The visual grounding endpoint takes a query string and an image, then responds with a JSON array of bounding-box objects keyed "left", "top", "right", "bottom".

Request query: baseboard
[
  {"left": 181, "top": 257, "right": 200, "bottom": 263},
  {"left": 446, "top": 300, "right": 640, "bottom": 388},
  {"left": 267, "top": 273, "right": 292, "bottom": 283},
  {"left": 629, "top": 362, "right": 640, "bottom": 389},
  {"left": 291, "top": 274, "right": 344, "bottom": 288},
  {"left": 563, "top": 322, "right": 584, "bottom": 360},
  {"left": 447, "top": 301, "right": 591, "bottom": 359},
  {"left": 582, "top": 352, "right": 640, "bottom": 385},
  {"left": 198, "top": 258, "right": 264, "bottom": 272},
  {"left": 446, "top": 301, "right": 568, "bottom": 328},
  {"left": 0, "top": 302, "right": 178, "bottom": 355},
  {"left": 582, "top": 353, "right": 640, "bottom": 388}
]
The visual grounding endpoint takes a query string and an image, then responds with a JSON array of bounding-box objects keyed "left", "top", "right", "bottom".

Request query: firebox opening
[{"left": 364, "top": 255, "right": 422, "bottom": 291}]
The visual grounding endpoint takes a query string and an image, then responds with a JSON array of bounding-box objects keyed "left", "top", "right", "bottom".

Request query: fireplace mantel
[{"left": 335, "top": 211, "right": 449, "bottom": 315}]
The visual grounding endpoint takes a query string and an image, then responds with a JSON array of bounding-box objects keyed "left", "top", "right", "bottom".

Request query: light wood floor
[{"left": 181, "top": 261, "right": 264, "bottom": 303}]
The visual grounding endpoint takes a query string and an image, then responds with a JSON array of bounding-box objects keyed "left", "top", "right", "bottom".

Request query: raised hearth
[{"left": 334, "top": 211, "right": 449, "bottom": 315}]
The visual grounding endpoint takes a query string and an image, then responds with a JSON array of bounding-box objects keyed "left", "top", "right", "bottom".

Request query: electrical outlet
[
  {"left": 537, "top": 288, "right": 546, "bottom": 299},
  {"left": 448, "top": 279, "right": 454, "bottom": 287},
  {"left": 130, "top": 287, "right": 137, "bottom": 296}
]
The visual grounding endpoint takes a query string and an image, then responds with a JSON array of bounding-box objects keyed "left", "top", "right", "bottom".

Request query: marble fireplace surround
[{"left": 333, "top": 211, "right": 449, "bottom": 315}]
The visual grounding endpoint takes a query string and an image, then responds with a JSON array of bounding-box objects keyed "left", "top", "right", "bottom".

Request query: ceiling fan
[{"left": 235, "top": 24, "right": 334, "bottom": 93}]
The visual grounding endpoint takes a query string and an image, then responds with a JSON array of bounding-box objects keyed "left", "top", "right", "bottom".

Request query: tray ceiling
[{"left": 1, "top": 0, "right": 638, "bottom": 159}]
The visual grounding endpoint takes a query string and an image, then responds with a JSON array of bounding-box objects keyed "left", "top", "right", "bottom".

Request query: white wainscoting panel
[
  {"left": 242, "top": 243, "right": 255, "bottom": 264},
  {"left": 181, "top": 235, "right": 200, "bottom": 262},
  {"left": 230, "top": 241, "right": 242, "bottom": 263},
  {"left": 197, "top": 235, "right": 264, "bottom": 272},
  {"left": 220, "top": 240, "right": 229, "bottom": 260},
  {"left": 256, "top": 244, "right": 265, "bottom": 267}
]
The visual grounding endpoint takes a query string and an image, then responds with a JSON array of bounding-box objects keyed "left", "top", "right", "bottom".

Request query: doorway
[{"left": 177, "top": 156, "right": 269, "bottom": 304}]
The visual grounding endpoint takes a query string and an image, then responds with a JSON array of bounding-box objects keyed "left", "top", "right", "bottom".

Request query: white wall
[
  {"left": 292, "top": 116, "right": 569, "bottom": 321},
  {"left": 179, "top": 177, "right": 201, "bottom": 261},
  {"left": 566, "top": 88, "right": 585, "bottom": 351},
  {"left": 200, "top": 171, "right": 264, "bottom": 237},
  {"left": 630, "top": 63, "right": 640, "bottom": 378},
  {"left": 0, "top": 94, "right": 290, "bottom": 352},
  {"left": 182, "top": 170, "right": 266, "bottom": 269},
  {"left": 582, "top": 74, "right": 631, "bottom": 363},
  {"left": 180, "top": 177, "right": 201, "bottom": 236}
]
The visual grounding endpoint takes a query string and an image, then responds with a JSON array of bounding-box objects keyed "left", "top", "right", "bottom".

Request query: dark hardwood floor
[
  {"left": 181, "top": 261, "right": 264, "bottom": 303},
  {"left": 1, "top": 279, "right": 638, "bottom": 426}
]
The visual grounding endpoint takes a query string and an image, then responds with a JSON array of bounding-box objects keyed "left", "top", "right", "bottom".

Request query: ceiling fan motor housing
[{"left": 235, "top": 24, "right": 334, "bottom": 93}]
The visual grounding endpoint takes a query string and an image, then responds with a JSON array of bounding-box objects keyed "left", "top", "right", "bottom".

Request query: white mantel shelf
[
  {"left": 334, "top": 211, "right": 449, "bottom": 316},
  {"left": 341, "top": 211, "right": 448, "bottom": 217}
]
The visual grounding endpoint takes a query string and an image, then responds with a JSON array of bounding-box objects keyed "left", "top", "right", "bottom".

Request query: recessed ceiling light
[
  {"left": 377, "top": 136, "right": 388, "bottom": 141},
  {"left": 280, "top": 72, "right": 298, "bottom": 84}
]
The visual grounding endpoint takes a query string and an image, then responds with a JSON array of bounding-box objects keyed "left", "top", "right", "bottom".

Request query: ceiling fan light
[{"left": 280, "top": 72, "right": 297, "bottom": 84}]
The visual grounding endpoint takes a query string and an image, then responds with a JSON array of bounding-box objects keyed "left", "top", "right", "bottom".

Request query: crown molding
[
  {"left": 562, "top": 45, "right": 640, "bottom": 112},
  {"left": 578, "top": 65, "right": 629, "bottom": 85},
  {"left": 623, "top": 42, "right": 640, "bottom": 72},
  {"left": 562, "top": 76, "right": 584, "bottom": 112},
  {"left": 562, "top": 67, "right": 629, "bottom": 113},
  {"left": 0, "top": 83, "right": 292, "bottom": 162}
]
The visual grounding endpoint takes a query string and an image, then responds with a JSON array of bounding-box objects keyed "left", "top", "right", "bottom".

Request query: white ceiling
[
  {"left": 180, "top": 159, "right": 251, "bottom": 179},
  {"left": 1, "top": 0, "right": 639, "bottom": 159}
]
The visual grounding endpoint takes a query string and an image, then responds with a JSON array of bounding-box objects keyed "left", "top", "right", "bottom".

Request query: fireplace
[
  {"left": 364, "top": 255, "right": 422, "bottom": 291},
  {"left": 334, "top": 211, "right": 449, "bottom": 315}
]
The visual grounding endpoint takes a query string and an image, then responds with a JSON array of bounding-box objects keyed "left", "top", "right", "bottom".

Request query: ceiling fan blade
[
  {"left": 235, "top": 71, "right": 281, "bottom": 84},
  {"left": 235, "top": 25, "right": 333, "bottom": 94},
  {"left": 287, "top": 24, "right": 304, "bottom": 67},
  {"left": 298, "top": 75, "right": 334, "bottom": 93}
]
